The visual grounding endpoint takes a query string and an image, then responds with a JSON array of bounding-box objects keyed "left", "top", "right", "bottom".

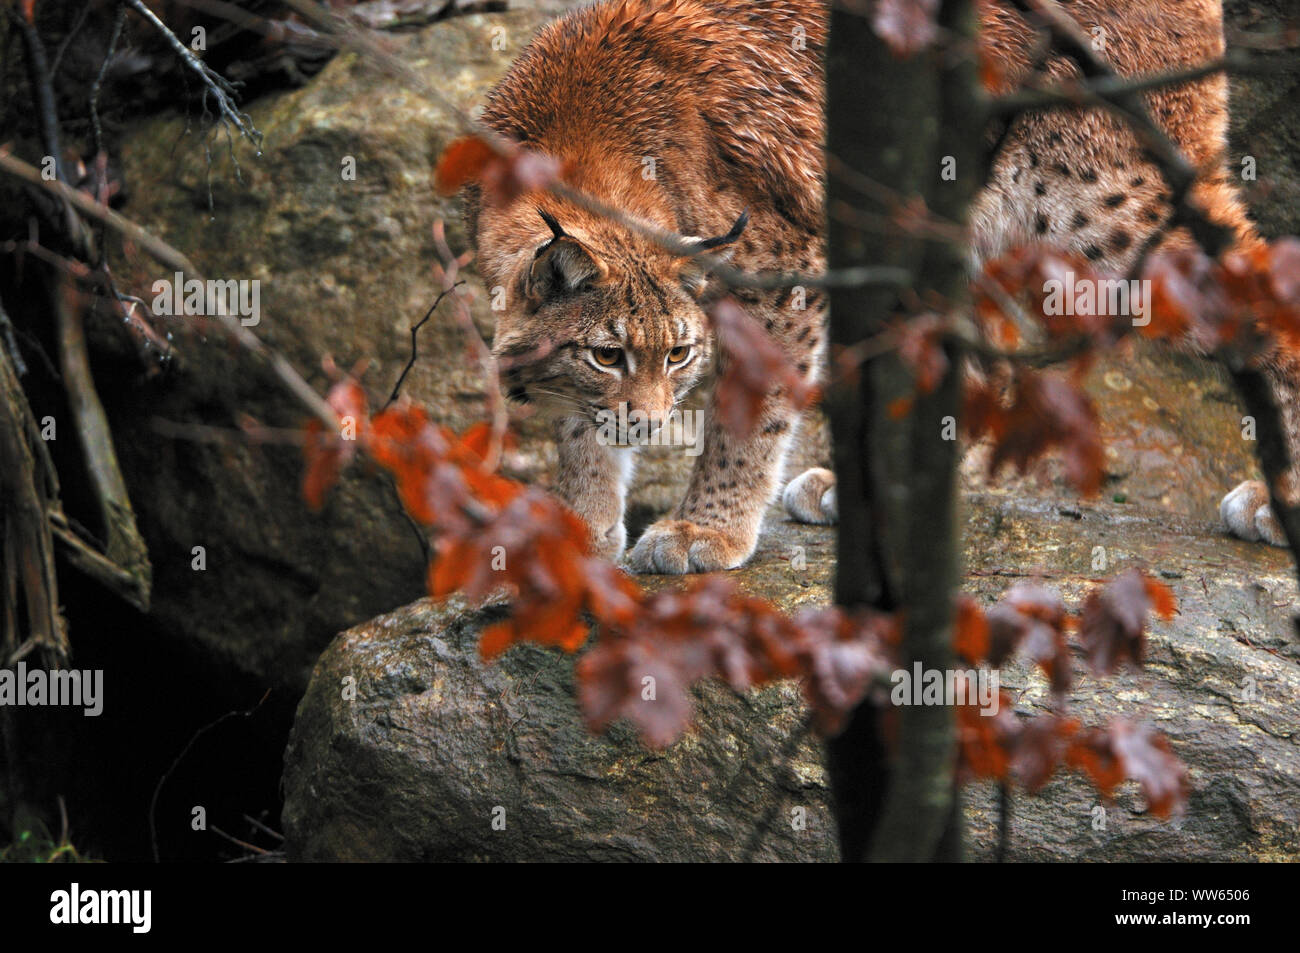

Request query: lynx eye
[
  {"left": 667, "top": 345, "right": 691, "bottom": 365},
  {"left": 592, "top": 346, "right": 623, "bottom": 367}
]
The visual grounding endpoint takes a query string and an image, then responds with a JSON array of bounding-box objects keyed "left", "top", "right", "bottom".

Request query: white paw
[
  {"left": 1220, "top": 480, "right": 1285, "bottom": 546},
  {"left": 626, "top": 519, "right": 752, "bottom": 574},
  {"left": 782, "top": 468, "right": 837, "bottom": 525}
]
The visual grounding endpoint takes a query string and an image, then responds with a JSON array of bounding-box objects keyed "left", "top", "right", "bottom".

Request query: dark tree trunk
[{"left": 824, "top": 0, "right": 983, "bottom": 862}]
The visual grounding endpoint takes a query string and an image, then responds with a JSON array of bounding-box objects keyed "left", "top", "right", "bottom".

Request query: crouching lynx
[{"left": 465, "top": 0, "right": 1287, "bottom": 573}]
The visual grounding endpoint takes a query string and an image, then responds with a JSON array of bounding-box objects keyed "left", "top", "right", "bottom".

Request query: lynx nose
[
  {"left": 644, "top": 407, "right": 668, "bottom": 436},
  {"left": 644, "top": 390, "right": 678, "bottom": 435}
]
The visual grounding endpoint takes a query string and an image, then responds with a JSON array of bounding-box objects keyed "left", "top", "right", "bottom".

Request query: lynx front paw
[
  {"left": 782, "top": 468, "right": 837, "bottom": 525},
  {"left": 626, "top": 520, "right": 753, "bottom": 574},
  {"left": 1220, "top": 480, "right": 1285, "bottom": 546}
]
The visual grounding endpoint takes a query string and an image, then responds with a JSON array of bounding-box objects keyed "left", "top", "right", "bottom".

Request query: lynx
[{"left": 465, "top": 0, "right": 1286, "bottom": 573}]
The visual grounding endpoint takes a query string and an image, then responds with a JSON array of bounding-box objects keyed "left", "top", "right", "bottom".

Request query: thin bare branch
[{"left": 123, "top": 0, "right": 263, "bottom": 150}]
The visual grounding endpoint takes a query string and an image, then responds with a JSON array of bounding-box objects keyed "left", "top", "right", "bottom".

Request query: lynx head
[{"left": 489, "top": 207, "right": 747, "bottom": 438}]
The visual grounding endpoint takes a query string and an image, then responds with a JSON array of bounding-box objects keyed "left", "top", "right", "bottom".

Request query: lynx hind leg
[
  {"left": 1221, "top": 480, "right": 1286, "bottom": 546},
  {"left": 782, "top": 467, "right": 837, "bottom": 525}
]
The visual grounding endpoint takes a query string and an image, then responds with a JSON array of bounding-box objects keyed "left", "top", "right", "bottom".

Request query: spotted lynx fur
[{"left": 465, "top": 0, "right": 1287, "bottom": 573}]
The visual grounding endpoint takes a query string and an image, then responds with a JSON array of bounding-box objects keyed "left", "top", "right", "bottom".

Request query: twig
[
  {"left": 384, "top": 280, "right": 465, "bottom": 409},
  {"left": 991, "top": 50, "right": 1284, "bottom": 118},
  {"left": 0, "top": 149, "right": 196, "bottom": 273},
  {"left": 0, "top": 344, "right": 68, "bottom": 665},
  {"left": 123, "top": 0, "right": 263, "bottom": 151},
  {"left": 54, "top": 278, "right": 152, "bottom": 597},
  {"left": 7, "top": 5, "right": 85, "bottom": 246},
  {"left": 3, "top": 236, "right": 178, "bottom": 364},
  {"left": 150, "top": 416, "right": 306, "bottom": 446},
  {"left": 50, "top": 3, "right": 93, "bottom": 77},
  {"left": 149, "top": 690, "right": 271, "bottom": 863},
  {"left": 8, "top": 6, "right": 68, "bottom": 187},
  {"left": 47, "top": 512, "right": 149, "bottom": 611},
  {"left": 209, "top": 824, "right": 270, "bottom": 856},
  {"left": 241, "top": 813, "right": 285, "bottom": 842},
  {"left": 90, "top": 4, "right": 128, "bottom": 159}
]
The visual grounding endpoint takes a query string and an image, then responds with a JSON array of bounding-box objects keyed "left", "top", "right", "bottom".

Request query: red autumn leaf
[
  {"left": 1145, "top": 576, "right": 1177, "bottom": 620},
  {"left": 791, "top": 606, "right": 898, "bottom": 736},
  {"left": 896, "top": 312, "right": 949, "bottom": 395},
  {"left": 871, "top": 0, "right": 940, "bottom": 58},
  {"left": 576, "top": 639, "right": 696, "bottom": 749},
  {"left": 1143, "top": 246, "right": 1224, "bottom": 342},
  {"left": 302, "top": 376, "right": 368, "bottom": 510},
  {"left": 302, "top": 421, "right": 340, "bottom": 512},
  {"left": 953, "top": 595, "right": 989, "bottom": 663},
  {"left": 430, "top": 536, "right": 481, "bottom": 598},
  {"left": 711, "top": 297, "right": 813, "bottom": 438},
  {"left": 967, "top": 370, "right": 1105, "bottom": 496},
  {"left": 985, "top": 583, "right": 1072, "bottom": 696},
  {"left": 575, "top": 577, "right": 895, "bottom": 748},
  {"left": 479, "top": 619, "right": 516, "bottom": 660},
  {"left": 458, "top": 421, "right": 495, "bottom": 463},
  {"left": 1109, "top": 720, "right": 1190, "bottom": 818},
  {"left": 1008, "top": 716, "right": 1079, "bottom": 792},
  {"left": 1066, "top": 726, "right": 1127, "bottom": 796},
  {"left": 1078, "top": 569, "right": 1176, "bottom": 676},
  {"left": 433, "top": 136, "right": 497, "bottom": 195},
  {"left": 1067, "top": 720, "right": 1188, "bottom": 818},
  {"left": 517, "top": 594, "right": 590, "bottom": 653},
  {"left": 583, "top": 560, "right": 644, "bottom": 628},
  {"left": 979, "top": 244, "right": 1121, "bottom": 345},
  {"left": 956, "top": 694, "right": 1015, "bottom": 782},
  {"left": 434, "top": 135, "right": 568, "bottom": 206},
  {"left": 1222, "top": 238, "right": 1300, "bottom": 348}
]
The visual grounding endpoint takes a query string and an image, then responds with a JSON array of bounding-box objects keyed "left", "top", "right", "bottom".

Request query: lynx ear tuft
[
  {"left": 684, "top": 209, "right": 749, "bottom": 253},
  {"left": 537, "top": 207, "right": 566, "bottom": 241},
  {"left": 678, "top": 210, "right": 749, "bottom": 298}
]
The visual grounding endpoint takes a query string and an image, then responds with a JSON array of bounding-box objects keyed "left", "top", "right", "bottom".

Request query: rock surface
[{"left": 282, "top": 492, "right": 1300, "bottom": 862}]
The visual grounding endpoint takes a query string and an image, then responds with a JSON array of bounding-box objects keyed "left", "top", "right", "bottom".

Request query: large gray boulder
[
  {"left": 281, "top": 494, "right": 1299, "bottom": 861},
  {"left": 282, "top": 589, "right": 835, "bottom": 862}
]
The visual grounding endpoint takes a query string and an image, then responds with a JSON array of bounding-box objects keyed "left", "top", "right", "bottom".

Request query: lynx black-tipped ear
[
  {"left": 527, "top": 213, "right": 607, "bottom": 305},
  {"left": 537, "top": 207, "right": 566, "bottom": 243},
  {"left": 678, "top": 210, "right": 748, "bottom": 298},
  {"left": 686, "top": 209, "right": 749, "bottom": 252}
]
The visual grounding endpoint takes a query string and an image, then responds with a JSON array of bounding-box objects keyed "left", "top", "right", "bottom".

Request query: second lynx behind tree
[{"left": 464, "top": 0, "right": 1279, "bottom": 574}]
